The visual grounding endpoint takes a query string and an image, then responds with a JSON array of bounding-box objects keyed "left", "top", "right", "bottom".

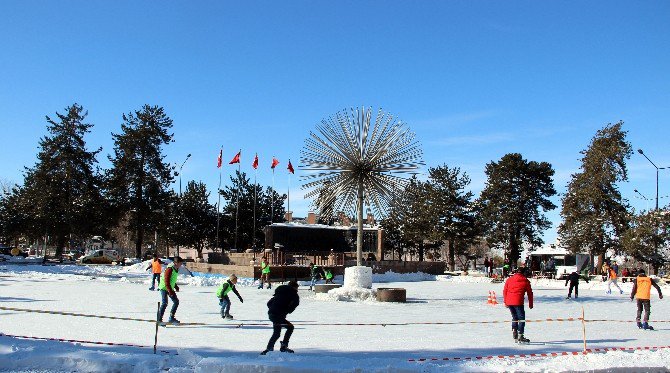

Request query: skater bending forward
[
  {"left": 503, "top": 267, "right": 534, "bottom": 343},
  {"left": 217, "top": 274, "right": 243, "bottom": 319},
  {"left": 630, "top": 269, "right": 663, "bottom": 330},
  {"left": 565, "top": 271, "right": 589, "bottom": 299},
  {"left": 261, "top": 281, "right": 300, "bottom": 355}
]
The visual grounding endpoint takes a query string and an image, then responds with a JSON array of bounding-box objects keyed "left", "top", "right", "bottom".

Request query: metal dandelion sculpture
[{"left": 301, "top": 106, "right": 424, "bottom": 265}]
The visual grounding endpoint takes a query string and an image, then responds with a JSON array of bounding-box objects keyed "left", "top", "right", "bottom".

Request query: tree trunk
[{"left": 448, "top": 240, "right": 456, "bottom": 271}]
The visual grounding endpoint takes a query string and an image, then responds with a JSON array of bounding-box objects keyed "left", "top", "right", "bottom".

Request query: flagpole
[
  {"left": 271, "top": 166, "right": 275, "bottom": 224},
  {"left": 253, "top": 154, "right": 258, "bottom": 252},
  {"left": 234, "top": 149, "right": 241, "bottom": 251},
  {"left": 216, "top": 146, "right": 222, "bottom": 253},
  {"left": 287, "top": 170, "right": 291, "bottom": 218}
]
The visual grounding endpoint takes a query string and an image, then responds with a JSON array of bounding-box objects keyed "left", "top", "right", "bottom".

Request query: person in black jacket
[
  {"left": 261, "top": 281, "right": 300, "bottom": 355},
  {"left": 565, "top": 271, "right": 589, "bottom": 299}
]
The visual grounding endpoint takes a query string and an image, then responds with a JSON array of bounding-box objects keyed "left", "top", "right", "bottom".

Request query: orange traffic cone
[
  {"left": 491, "top": 291, "right": 499, "bottom": 305},
  {"left": 486, "top": 291, "right": 493, "bottom": 305}
]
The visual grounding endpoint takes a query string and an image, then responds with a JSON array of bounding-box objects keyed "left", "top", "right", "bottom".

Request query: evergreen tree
[
  {"left": 106, "top": 105, "right": 174, "bottom": 259},
  {"left": 219, "top": 171, "right": 285, "bottom": 251},
  {"left": 174, "top": 181, "right": 217, "bottom": 259},
  {"left": 427, "top": 165, "right": 479, "bottom": 271},
  {"left": 386, "top": 176, "right": 437, "bottom": 261},
  {"left": 621, "top": 208, "right": 670, "bottom": 273},
  {"left": 479, "top": 153, "right": 556, "bottom": 267},
  {"left": 558, "top": 122, "right": 632, "bottom": 267},
  {"left": 15, "top": 104, "right": 104, "bottom": 256}
]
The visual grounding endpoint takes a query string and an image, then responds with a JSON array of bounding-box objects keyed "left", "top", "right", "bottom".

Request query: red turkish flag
[
  {"left": 229, "top": 151, "right": 241, "bottom": 164},
  {"left": 287, "top": 160, "right": 294, "bottom": 174},
  {"left": 271, "top": 157, "right": 279, "bottom": 169},
  {"left": 217, "top": 149, "right": 223, "bottom": 168},
  {"left": 252, "top": 154, "right": 259, "bottom": 169}
]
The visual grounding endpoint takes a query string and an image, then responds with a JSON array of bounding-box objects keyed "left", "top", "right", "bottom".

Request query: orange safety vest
[
  {"left": 152, "top": 260, "right": 162, "bottom": 274},
  {"left": 635, "top": 276, "right": 652, "bottom": 300},
  {"left": 608, "top": 268, "right": 617, "bottom": 280}
]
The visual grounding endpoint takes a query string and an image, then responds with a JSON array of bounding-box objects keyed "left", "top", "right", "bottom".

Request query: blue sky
[{"left": 1, "top": 1, "right": 669, "bottom": 245}]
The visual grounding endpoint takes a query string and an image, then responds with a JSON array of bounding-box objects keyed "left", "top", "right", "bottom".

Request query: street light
[
  {"left": 176, "top": 153, "right": 192, "bottom": 196},
  {"left": 637, "top": 149, "right": 666, "bottom": 211},
  {"left": 175, "top": 153, "right": 191, "bottom": 258}
]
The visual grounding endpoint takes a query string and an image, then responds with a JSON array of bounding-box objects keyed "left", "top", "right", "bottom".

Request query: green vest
[
  {"left": 261, "top": 261, "right": 270, "bottom": 274},
  {"left": 325, "top": 270, "right": 333, "bottom": 280},
  {"left": 216, "top": 281, "right": 233, "bottom": 298},
  {"left": 158, "top": 263, "right": 179, "bottom": 290}
]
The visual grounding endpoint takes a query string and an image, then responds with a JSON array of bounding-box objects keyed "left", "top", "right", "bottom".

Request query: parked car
[{"left": 79, "top": 249, "right": 121, "bottom": 264}]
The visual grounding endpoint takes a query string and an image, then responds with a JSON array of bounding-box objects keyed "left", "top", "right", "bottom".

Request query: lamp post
[
  {"left": 175, "top": 154, "right": 191, "bottom": 258},
  {"left": 178, "top": 153, "right": 192, "bottom": 196},
  {"left": 637, "top": 149, "right": 666, "bottom": 211}
]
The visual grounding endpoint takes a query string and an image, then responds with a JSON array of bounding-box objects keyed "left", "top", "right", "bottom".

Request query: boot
[
  {"left": 168, "top": 315, "right": 180, "bottom": 325},
  {"left": 224, "top": 313, "right": 233, "bottom": 320},
  {"left": 637, "top": 321, "right": 643, "bottom": 329},
  {"left": 643, "top": 322, "right": 654, "bottom": 330},
  {"left": 260, "top": 348, "right": 272, "bottom": 355},
  {"left": 268, "top": 284, "right": 272, "bottom": 289},
  {"left": 280, "top": 341, "right": 294, "bottom": 353},
  {"left": 517, "top": 334, "right": 530, "bottom": 343},
  {"left": 513, "top": 330, "right": 518, "bottom": 342}
]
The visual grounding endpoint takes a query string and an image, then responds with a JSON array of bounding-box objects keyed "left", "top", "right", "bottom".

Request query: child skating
[
  {"left": 216, "top": 274, "right": 243, "bottom": 319},
  {"left": 258, "top": 256, "right": 272, "bottom": 289},
  {"left": 630, "top": 269, "right": 663, "bottom": 330}
]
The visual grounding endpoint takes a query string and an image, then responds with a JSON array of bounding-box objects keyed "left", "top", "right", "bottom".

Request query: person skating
[
  {"left": 309, "top": 263, "right": 322, "bottom": 291},
  {"left": 261, "top": 280, "right": 300, "bottom": 355},
  {"left": 565, "top": 270, "right": 588, "bottom": 299},
  {"left": 258, "top": 256, "right": 272, "bottom": 289},
  {"left": 146, "top": 254, "right": 166, "bottom": 291},
  {"left": 606, "top": 266, "right": 623, "bottom": 295},
  {"left": 158, "top": 256, "right": 184, "bottom": 325},
  {"left": 503, "top": 267, "right": 534, "bottom": 343},
  {"left": 324, "top": 268, "right": 334, "bottom": 284},
  {"left": 217, "top": 274, "right": 243, "bottom": 319},
  {"left": 630, "top": 269, "right": 663, "bottom": 330}
]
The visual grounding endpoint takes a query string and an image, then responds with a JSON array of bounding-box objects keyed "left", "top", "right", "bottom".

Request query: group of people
[
  {"left": 482, "top": 257, "right": 495, "bottom": 277},
  {"left": 504, "top": 265, "right": 664, "bottom": 344},
  {"left": 146, "top": 254, "right": 303, "bottom": 354}
]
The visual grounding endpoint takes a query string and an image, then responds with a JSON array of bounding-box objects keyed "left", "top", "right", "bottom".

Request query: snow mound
[
  {"left": 319, "top": 286, "right": 377, "bottom": 302},
  {"left": 344, "top": 266, "right": 372, "bottom": 288}
]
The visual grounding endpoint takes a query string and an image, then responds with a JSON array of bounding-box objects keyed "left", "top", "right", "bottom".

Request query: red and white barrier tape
[{"left": 408, "top": 345, "right": 670, "bottom": 362}]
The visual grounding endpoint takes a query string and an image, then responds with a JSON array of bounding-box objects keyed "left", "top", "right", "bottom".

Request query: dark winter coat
[
  {"left": 503, "top": 273, "right": 534, "bottom": 308},
  {"left": 565, "top": 272, "right": 588, "bottom": 285},
  {"left": 267, "top": 284, "right": 300, "bottom": 318}
]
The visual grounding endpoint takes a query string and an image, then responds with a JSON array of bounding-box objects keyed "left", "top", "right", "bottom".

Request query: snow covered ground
[{"left": 1, "top": 262, "right": 669, "bottom": 372}]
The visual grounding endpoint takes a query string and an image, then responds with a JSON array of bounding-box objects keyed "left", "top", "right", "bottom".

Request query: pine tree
[
  {"left": 427, "top": 165, "right": 479, "bottom": 271},
  {"left": 219, "top": 171, "right": 285, "bottom": 251},
  {"left": 558, "top": 122, "right": 632, "bottom": 267},
  {"left": 174, "top": 181, "right": 217, "bottom": 259},
  {"left": 15, "top": 104, "right": 104, "bottom": 256},
  {"left": 106, "top": 105, "right": 174, "bottom": 259},
  {"left": 621, "top": 209, "right": 670, "bottom": 273},
  {"left": 479, "top": 153, "right": 556, "bottom": 267}
]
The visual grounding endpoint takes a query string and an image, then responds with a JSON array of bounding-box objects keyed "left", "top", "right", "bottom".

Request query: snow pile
[
  {"left": 325, "top": 266, "right": 376, "bottom": 301},
  {"left": 344, "top": 266, "right": 373, "bottom": 288}
]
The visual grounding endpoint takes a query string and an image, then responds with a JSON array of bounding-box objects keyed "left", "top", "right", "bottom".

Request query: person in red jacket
[{"left": 503, "top": 267, "right": 534, "bottom": 343}]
